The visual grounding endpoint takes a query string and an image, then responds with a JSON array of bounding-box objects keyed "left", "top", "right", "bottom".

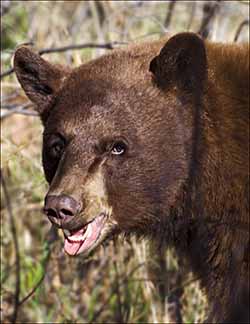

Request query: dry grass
[{"left": 1, "top": 1, "right": 249, "bottom": 323}]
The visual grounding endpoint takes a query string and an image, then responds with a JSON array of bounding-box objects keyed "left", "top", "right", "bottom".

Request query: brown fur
[{"left": 14, "top": 33, "right": 249, "bottom": 323}]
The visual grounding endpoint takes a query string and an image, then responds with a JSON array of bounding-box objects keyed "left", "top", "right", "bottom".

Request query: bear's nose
[{"left": 44, "top": 194, "right": 80, "bottom": 224}]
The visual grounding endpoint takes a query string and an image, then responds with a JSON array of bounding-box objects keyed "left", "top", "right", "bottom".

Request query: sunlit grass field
[{"left": 1, "top": 1, "right": 248, "bottom": 323}]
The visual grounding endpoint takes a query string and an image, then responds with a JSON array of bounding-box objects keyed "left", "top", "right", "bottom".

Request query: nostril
[
  {"left": 60, "top": 208, "right": 74, "bottom": 217},
  {"left": 45, "top": 208, "right": 58, "bottom": 218}
]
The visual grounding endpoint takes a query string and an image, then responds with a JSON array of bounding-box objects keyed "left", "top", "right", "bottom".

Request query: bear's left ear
[
  {"left": 149, "top": 33, "right": 207, "bottom": 95},
  {"left": 14, "top": 46, "right": 70, "bottom": 119}
]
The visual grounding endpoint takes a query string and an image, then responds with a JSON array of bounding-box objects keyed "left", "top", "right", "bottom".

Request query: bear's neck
[{"left": 168, "top": 42, "right": 249, "bottom": 323}]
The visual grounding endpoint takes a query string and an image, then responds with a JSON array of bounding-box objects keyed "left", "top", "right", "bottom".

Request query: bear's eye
[
  {"left": 49, "top": 135, "right": 65, "bottom": 159},
  {"left": 51, "top": 143, "right": 63, "bottom": 157},
  {"left": 111, "top": 141, "right": 126, "bottom": 156}
]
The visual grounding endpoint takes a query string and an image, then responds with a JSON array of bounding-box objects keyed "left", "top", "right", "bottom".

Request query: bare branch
[
  {"left": 1, "top": 40, "right": 128, "bottom": 117},
  {"left": 1, "top": 103, "right": 36, "bottom": 119},
  {"left": 1, "top": 91, "right": 19, "bottom": 103},
  {"left": 234, "top": 19, "right": 249, "bottom": 42},
  {"left": 38, "top": 41, "right": 126, "bottom": 55},
  {"left": 0, "top": 67, "right": 14, "bottom": 79},
  {"left": 0, "top": 169, "right": 20, "bottom": 323},
  {"left": 1, "top": 41, "right": 127, "bottom": 80},
  {"left": 18, "top": 273, "right": 45, "bottom": 307}
]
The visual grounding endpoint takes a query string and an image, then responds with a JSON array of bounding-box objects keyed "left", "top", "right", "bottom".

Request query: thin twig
[
  {"left": 1, "top": 91, "right": 19, "bottom": 103},
  {"left": 1, "top": 108, "right": 38, "bottom": 118},
  {"left": 1, "top": 103, "right": 36, "bottom": 119},
  {"left": 1, "top": 67, "right": 14, "bottom": 79},
  {"left": 0, "top": 169, "right": 20, "bottom": 323},
  {"left": 38, "top": 41, "right": 126, "bottom": 55},
  {"left": 234, "top": 19, "right": 249, "bottom": 42},
  {"left": 18, "top": 273, "right": 45, "bottom": 307},
  {"left": 0, "top": 41, "right": 127, "bottom": 80}
]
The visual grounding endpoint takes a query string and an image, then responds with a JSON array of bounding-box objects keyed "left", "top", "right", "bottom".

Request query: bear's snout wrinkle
[{"left": 44, "top": 194, "right": 81, "bottom": 226}]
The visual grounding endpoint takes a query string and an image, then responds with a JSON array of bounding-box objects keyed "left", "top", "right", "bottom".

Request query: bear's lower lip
[{"left": 63, "top": 214, "right": 107, "bottom": 256}]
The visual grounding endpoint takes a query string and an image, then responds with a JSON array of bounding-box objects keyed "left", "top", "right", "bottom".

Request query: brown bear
[{"left": 14, "top": 33, "right": 249, "bottom": 323}]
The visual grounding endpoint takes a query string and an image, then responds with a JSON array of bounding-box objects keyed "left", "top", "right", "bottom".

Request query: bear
[{"left": 14, "top": 32, "right": 249, "bottom": 323}]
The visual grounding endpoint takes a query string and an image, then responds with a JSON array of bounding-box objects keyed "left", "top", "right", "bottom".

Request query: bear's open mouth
[{"left": 63, "top": 213, "right": 107, "bottom": 256}]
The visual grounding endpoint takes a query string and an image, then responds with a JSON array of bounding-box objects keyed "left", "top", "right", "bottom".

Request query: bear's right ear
[
  {"left": 149, "top": 33, "right": 207, "bottom": 96},
  {"left": 14, "top": 46, "right": 69, "bottom": 117}
]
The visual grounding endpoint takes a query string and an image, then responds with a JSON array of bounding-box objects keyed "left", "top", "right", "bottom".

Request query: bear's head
[{"left": 14, "top": 33, "right": 207, "bottom": 256}]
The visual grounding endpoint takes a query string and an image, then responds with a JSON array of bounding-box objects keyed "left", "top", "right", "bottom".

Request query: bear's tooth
[{"left": 86, "top": 223, "right": 92, "bottom": 238}]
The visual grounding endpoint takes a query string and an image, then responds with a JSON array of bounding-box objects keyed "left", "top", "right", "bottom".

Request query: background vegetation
[{"left": 1, "top": 1, "right": 249, "bottom": 323}]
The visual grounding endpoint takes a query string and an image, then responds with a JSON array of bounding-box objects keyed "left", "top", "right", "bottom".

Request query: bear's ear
[
  {"left": 149, "top": 33, "right": 207, "bottom": 95},
  {"left": 14, "top": 46, "right": 69, "bottom": 116}
]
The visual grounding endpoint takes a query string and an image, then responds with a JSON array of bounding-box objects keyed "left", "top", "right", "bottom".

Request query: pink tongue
[{"left": 64, "top": 216, "right": 104, "bottom": 256}]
